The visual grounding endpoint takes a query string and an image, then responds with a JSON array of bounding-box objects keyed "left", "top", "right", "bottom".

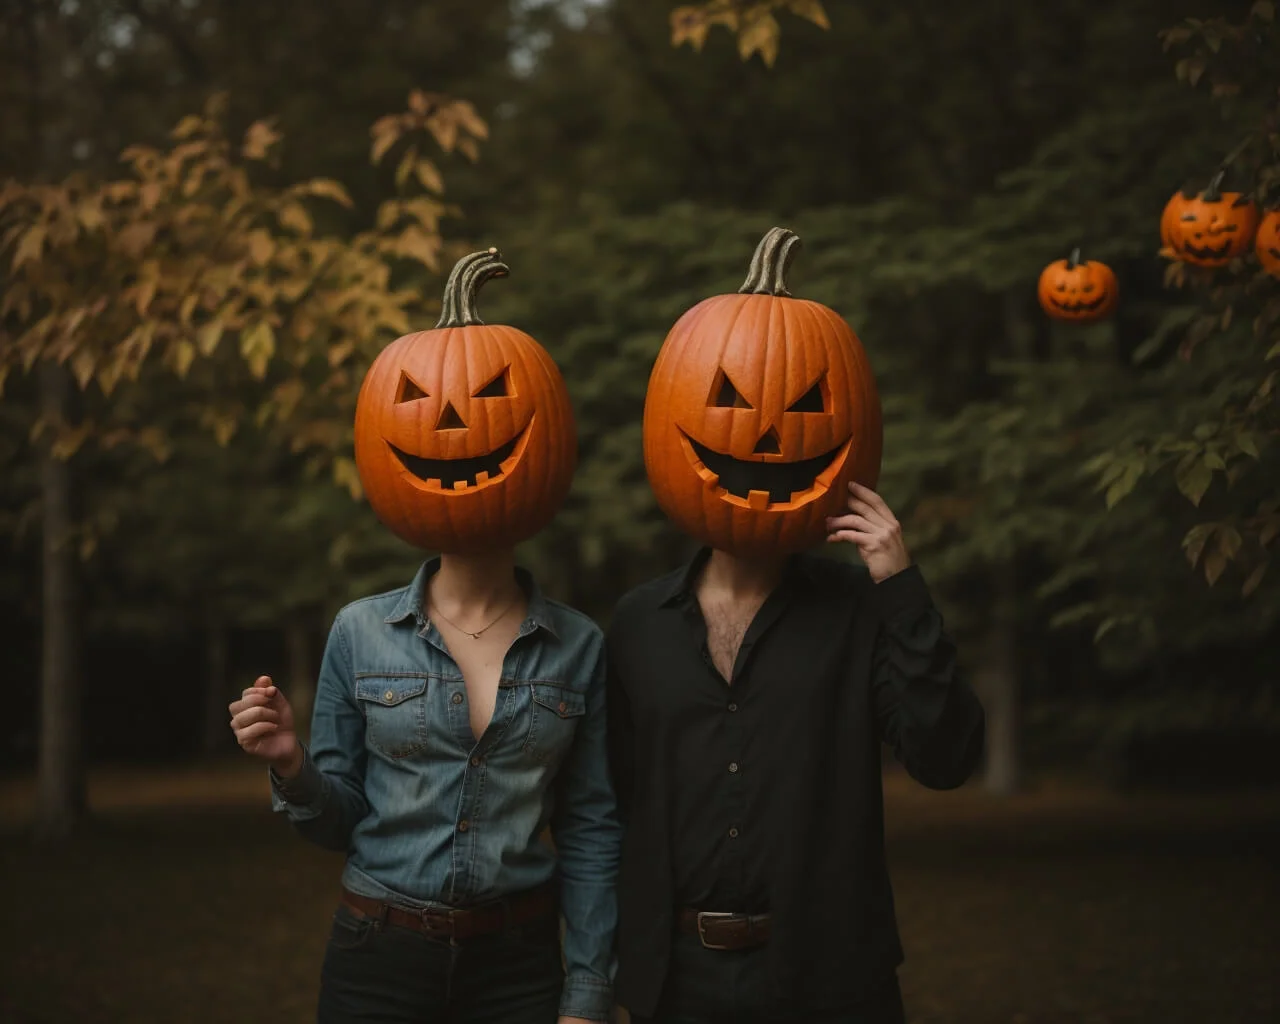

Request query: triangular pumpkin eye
[
  {"left": 787, "top": 374, "right": 827, "bottom": 414},
  {"left": 397, "top": 371, "right": 430, "bottom": 403},
  {"left": 472, "top": 366, "right": 511, "bottom": 398},
  {"left": 710, "top": 369, "right": 753, "bottom": 409}
]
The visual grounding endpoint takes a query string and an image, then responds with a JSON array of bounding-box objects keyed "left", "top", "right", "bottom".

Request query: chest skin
[
  {"left": 698, "top": 589, "right": 770, "bottom": 684},
  {"left": 434, "top": 615, "right": 525, "bottom": 742}
]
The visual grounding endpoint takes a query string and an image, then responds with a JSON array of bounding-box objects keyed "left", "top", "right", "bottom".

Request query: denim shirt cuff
[
  {"left": 871, "top": 563, "right": 932, "bottom": 625},
  {"left": 268, "top": 745, "right": 324, "bottom": 812},
  {"left": 559, "top": 972, "right": 614, "bottom": 1020}
]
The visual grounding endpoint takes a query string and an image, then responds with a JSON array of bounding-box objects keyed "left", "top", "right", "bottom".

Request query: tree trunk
[
  {"left": 35, "top": 360, "right": 85, "bottom": 840},
  {"left": 980, "top": 560, "right": 1021, "bottom": 796},
  {"left": 200, "top": 611, "right": 231, "bottom": 755},
  {"left": 286, "top": 615, "right": 315, "bottom": 744}
]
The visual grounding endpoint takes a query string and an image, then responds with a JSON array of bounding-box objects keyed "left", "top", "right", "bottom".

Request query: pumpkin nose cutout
[
  {"left": 436, "top": 400, "right": 467, "bottom": 431},
  {"left": 753, "top": 427, "right": 782, "bottom": 456}
]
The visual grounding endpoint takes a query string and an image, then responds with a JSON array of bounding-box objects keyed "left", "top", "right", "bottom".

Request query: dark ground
[{"left": 1, "top": 762, "right": 1276, "bottom": 1024}]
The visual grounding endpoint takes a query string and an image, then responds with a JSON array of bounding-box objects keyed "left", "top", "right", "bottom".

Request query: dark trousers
[
  {"left": 630, "top": 932, "right": 905, "bottom": 1024},
  {"left": 316, "top": 902, "right": 563, "bottom": 1024}
]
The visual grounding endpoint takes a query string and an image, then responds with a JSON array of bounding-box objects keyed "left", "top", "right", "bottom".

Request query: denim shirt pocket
[
  {"left": 522, "top": 683, "right": 587, "bottom": 767},
  {"left": 355, "top": 674, "right": 430, "bottom": 759}
]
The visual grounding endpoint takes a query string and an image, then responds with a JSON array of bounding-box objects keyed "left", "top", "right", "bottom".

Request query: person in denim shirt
[
  {"left": 231, "top": 553, "right": 619, "bottom": 1023},
  {"left": 229, "top": 248, "right": 619, "bottom": 1023}
]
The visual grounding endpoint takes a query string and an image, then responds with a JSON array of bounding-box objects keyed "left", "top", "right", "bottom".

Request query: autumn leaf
[
  {"left": 1175, "top": 456, "right": 1214, "bottom": 506},
  {"left": 332, "top": 456, "right": 363, "bottom": 500},
  {"left": 294, "top": 178, "right": 354, "bottom": 208},
  {"left": 787, "top": 0, "right": 830, "bottom": 30},
  {"left": 278, "top": 203, "right": 313, "bottom": 236},
  {"left": 671, "top": 6, "right": 712, "bottom": 50},
  {"left": 240, "top": 320, "right": 276, "bottom": 379},
  {"left": 738, "top": 11, "right": 781, "bottom": 66},
  {"left": 11, "top": 224, "right": 46, "bottom": 270},
  {"left": 242, "top": 120, "right": 282, "bottom": 161},
  {"left": 414, "top": 159, "right": 445, "bottom": 194},
  {"left": 116, "top": 221, "right": 158, "bottom": 258}
]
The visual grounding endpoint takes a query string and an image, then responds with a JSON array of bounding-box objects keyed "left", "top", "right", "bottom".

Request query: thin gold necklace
[{"left": 429, "top": 593, "right": 521, "bottom": 639}]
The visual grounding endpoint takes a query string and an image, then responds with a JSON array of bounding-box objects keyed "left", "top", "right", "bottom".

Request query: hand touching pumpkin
[{"left": 826, "top": 482, "right": 912, "bottom": 582}]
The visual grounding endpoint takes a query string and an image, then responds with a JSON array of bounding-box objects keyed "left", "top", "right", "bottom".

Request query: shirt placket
[{"left": 422, "top": 615, "right": 539, "bottom": 905}]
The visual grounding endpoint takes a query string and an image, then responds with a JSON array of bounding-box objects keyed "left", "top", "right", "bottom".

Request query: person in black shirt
[
  {"left": 606, "top": 228, "right": 985, "bottom": 1023},
  {"left": 606, "top": 482, "right": 984, "bottom": 1022}
]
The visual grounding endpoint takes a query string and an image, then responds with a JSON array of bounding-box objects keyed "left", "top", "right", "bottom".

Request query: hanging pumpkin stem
[
  {"left": 1068, "top": 247, "right": 1082, "bottom": 269},
  {"left": 739, "top": 226, "right": 802, "bottom": 297},
  {"left": 435, "top": 247, "right": 510, "bottom": 328},
  {"left": 1203, "top": 168, "right": 1228, "bottom": 204}
]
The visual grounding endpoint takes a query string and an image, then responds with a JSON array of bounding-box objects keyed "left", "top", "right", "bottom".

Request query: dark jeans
[
  {"left": 316, "top": 902, "right": 563, "bottom": 1024},
  {"left": 631, "top": 932, "right": 905, "bottom": 1024}
]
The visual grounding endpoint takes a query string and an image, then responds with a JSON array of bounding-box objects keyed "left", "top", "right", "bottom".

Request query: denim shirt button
[
  {"left": 458, "top": 819, "right": 470, "bottom": 832},
  {"left": 470, "top": 756, "right": 481, "bottom": 767},
  {"left": 383, "top": 689, "right": 395, "bottom": 702},
  {"left": 451, "top": 692, "right": 464, "bottom": 705},
  {"left": 558, "top": 701, "right": 568, "bottom": 714}
]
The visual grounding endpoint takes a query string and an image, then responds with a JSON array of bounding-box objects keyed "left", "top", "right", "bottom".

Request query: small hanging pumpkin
[
  {"left": 1037, "top": 248, "right": 1118, "bottom": 322},
  {"left": 1254, "top": 209, "right": 1280, "bottom": 278},
  {"left": 1160, "top": 187, "right": 1195, "bottom": 256},
  {"left": 353, "top": 248, "right": 577, "bottom": 553},
  {"left": 1164, "top": 170, "right": 1259, "bottom": 267},
  {"left": 642, "top": 227, "right": 882, "bottom": 557}
]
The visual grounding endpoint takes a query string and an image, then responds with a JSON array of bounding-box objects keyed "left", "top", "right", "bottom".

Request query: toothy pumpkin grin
[
  {"left": 1047, "top": 294, "right": 1110, "bottom": 314},
  {"left": 679, "top": 430, "right": 850, "bottom": 509},
  {"left": 390, "top": 423, "right": 531, "bottom": 492}
]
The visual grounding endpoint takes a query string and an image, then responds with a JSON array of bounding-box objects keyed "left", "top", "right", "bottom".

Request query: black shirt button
[
  {"left": 727, "top": 703, "right": 738, "bottom": 712},
  {"left": 728, "top": 827, "right": 739, "bottom": 838},
  {"left": 728, "top": 762, "right": 739, "bottom": 773}
]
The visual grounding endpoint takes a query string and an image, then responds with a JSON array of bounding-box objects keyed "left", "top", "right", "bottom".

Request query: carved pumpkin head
[
  {"left": 353, "top": 249, "right": 576, "bottom": 553},
  {"left": 642, "top": 227, "right": 882, "bottom": 557},
  {"left": 1255, "top": 209, "right": 1280, "bottom": 278},
  {"left": 1037, "top": 248, "right": 1118, "bottom": 322},
  {"left": 1164, "top": 171, "right": 1259, "bottom": 267}
]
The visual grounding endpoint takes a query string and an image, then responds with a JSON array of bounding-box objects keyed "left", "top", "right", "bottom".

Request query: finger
[
  {"left": 848, "top": 482, "right": 895, "bottom": 520},
  {"left": 847, "top": 498, "right": 892, "bottom": 526},
  {"left": 235, "top": 721, "right": 279, "bottom": 743},
  {"left": 229, "top": 691, "right": 272, "bottom": 716},
  {"left": 232, "top": 706, "right": 281, "bottom": 730},
  {"left": 251, "top": 675, "right": 280, "bottom": 699},
  {"left": 826, "top": 513, "right": 877, "bottom": 534},
  {"left": 825, "top": 529, "right": 877, "bottom": 546}
]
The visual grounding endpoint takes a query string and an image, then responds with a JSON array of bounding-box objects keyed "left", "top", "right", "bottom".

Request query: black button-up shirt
[{"left": 605, "top": 549, "right": 985, "bottom": 1016}]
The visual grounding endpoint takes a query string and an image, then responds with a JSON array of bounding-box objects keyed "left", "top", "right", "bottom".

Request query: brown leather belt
[
  {"left": 676, "top": 908, "right": 771, "bottom": 950},
  {"left": 339, "top": 881, "right": 556, "bottom": 941}
]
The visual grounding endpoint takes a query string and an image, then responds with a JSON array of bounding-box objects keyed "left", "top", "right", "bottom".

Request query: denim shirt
[{"left": 269, "top": 559, "right": 620, "bottom": 1020}]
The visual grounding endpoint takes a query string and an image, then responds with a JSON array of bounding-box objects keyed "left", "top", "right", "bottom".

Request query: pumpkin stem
[
  {"left": 1203, "top": 169, "right": 1227, "bottom": 204},
  {"left": 435, "top": 247, "right": 510, "bottom": 328},
  {"left": 739, "top": 227, "right": 802, "bottom": 297},
  {"left": 1068, "top": 247, "right": 1081, "bottom": 269}
]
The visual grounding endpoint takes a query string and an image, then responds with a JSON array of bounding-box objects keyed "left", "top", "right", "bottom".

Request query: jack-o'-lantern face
[
  {"left": 643, "top": 228, "right": 882, "bottom": 556},
  {"left": 1255, "top": 209, "right": 1280, "bottom": 278},
  {"left": 1036, "top": 249, "right": 1118, "bottom": 322},
  {"left": 354, "top": 249, "right": 576, "bottom": 553},
  {"left": 1164, "top": 173, "right": 1259, "bottom": 267}
]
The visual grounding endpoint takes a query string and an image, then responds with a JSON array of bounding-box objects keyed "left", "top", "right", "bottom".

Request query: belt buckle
[
  {"left": 419, "top": 906, "right": 456, "bottom": 938},
  {"left": 695, "top": 911, "right": 736, "bottom": 951}
]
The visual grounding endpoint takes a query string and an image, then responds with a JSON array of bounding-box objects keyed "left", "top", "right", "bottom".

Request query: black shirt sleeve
[
  {"left": 604, "top": 624, "right": 636, "bottom": 826},
  {"left": 869, "top": 565, "right": 986, "bottom": 789}
]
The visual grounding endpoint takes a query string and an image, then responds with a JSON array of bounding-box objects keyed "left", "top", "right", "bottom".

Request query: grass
[{"left": 1, "top": 762, "right": 1277, "bottom": 1023}]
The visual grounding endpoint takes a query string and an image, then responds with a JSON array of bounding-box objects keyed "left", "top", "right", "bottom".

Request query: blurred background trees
[{"left": 3, "top": 0, "right": 1279, "bottom": 834}]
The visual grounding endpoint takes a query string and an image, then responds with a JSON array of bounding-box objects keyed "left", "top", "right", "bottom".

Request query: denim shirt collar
[{"left": 383, "top": 558, "right": 560, "bottom": 641}]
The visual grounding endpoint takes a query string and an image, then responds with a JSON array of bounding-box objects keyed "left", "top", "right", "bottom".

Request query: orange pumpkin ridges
[
  {"left": 642, "top": 226, "right": 882, "bottom": 557},
  {"left": 353, "top": 247, "right": 577, "bottom": 553},
  {"left": 1036, "top": 247, "right": 1118, "bottom": 322},
  {"left": 1255, "top": 209, "right": 1280, "bottom": 278},
  {"left": 1165, "top": 168, "right": 1260, "bottom": 268}
]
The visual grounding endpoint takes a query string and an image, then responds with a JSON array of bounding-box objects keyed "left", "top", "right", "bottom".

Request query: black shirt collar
[{"left": 657, "top": 546, "right": 816, "bottom": 608}]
